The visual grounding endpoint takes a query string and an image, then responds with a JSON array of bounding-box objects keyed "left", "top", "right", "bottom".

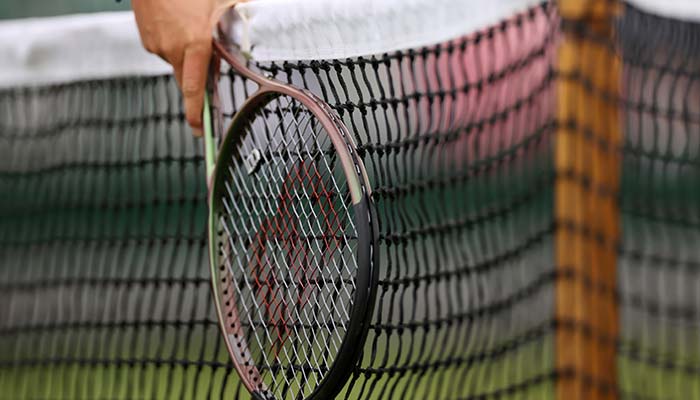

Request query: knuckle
[
  {"left": 161, "top": 42, "right": 179, "bottom": 59},
  {"left": 182, "top": 82, "right": 200, "bottom": 97},
  {"left": 191, "top": 35, "right": 210, "bottom": 48},
  {"left": 186, "top": 34, "right": 211, "bottom": 53}
]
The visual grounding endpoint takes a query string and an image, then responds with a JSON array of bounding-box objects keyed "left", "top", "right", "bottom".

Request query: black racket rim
[{"left": 207, "top": 88, "right": 379, "bottom": 400}]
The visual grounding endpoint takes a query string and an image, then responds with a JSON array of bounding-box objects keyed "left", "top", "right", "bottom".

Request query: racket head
[{"left": 207, "top": 65, "right": 377, "bottom": 400}]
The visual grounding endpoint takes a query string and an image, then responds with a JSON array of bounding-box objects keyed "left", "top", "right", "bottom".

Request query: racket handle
[{"left": 203, "top": 92, "right": 216, "bottom": 182}]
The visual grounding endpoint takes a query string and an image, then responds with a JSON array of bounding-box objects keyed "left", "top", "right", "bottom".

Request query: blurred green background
[{"left": 0, "top": 0, "right": 130, "bottom": 19}]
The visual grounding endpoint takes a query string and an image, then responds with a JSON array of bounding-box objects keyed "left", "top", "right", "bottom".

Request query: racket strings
[{"left": 216, "top": 95, "right": 360, "bottom": 398}]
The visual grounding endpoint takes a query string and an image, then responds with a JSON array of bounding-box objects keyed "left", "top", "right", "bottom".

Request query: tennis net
[{"left": 0, "top": 1, "right": 699, "bottom": 399}]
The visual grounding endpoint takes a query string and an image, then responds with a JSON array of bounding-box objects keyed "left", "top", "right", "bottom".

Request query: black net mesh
[
  {"left": 615, "top": 4, "right": 700, "bottom": 399},
  {"left": 0, "top": 78, "right": 238, "bottom": 398},
  {"left": 0, "top": 1, "right": 699, "bottom": 399},
  {"left": 218, "top": 4, "right": 558, "bottom": 399}
]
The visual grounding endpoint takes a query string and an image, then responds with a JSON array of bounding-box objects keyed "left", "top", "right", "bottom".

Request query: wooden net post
[{"left": 555, "top": 1, "right": 621, "bottom": 399}]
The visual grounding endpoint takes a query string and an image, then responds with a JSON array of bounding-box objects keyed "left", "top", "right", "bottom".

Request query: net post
[{"left": 555, "top": 1, "right": 621, "bottom": 399}]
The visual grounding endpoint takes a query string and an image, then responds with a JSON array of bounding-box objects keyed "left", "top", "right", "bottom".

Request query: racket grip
[{"left": 203, "top": 92, "right": 217, "bottom": 182}]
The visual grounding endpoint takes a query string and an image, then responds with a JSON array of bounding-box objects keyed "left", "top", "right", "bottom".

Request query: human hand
[{"left": 132, "top": 0, "right": 219, "bottom": 136}]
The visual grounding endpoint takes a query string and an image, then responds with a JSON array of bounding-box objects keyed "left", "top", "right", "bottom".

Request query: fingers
[
  {"left": 181, "top": 40, "right": 212, "bottom": 137},
  {"left": 131, "top": 0, "right": 215, "bottom": 137}
]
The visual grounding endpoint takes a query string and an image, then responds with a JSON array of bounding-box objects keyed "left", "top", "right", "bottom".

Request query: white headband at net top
[
  {"left": 0, "top": 12, "right": 171, "bottom": 88},
  {"left": 1, "top": 0, "right": 699, "bottom": 87},
  {"left": 227, "top": 0, "right": 546, "bottom": 61},
  {"left": 226, "top": 0, "right": 700, "bottom": 62},
  {"left": 626, "top": 0, "right": 700, "bottom": 22}
]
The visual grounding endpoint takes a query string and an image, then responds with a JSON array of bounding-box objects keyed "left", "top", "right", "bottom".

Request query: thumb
[{"left": 181, "top": 40, "right": 212, "bottom": 136}]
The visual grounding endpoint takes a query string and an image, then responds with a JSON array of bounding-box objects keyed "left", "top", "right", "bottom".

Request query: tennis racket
[{"left": 202, "top": 15, "right": 378, "bottom": 400}]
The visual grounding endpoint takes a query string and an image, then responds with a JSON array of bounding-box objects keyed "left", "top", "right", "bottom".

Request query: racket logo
[
  {"left": 244, "top": 148, "right": 262, "bottom": 175},
  {"left": 246, "top": 160, "right": 343, "bottom": 360}
]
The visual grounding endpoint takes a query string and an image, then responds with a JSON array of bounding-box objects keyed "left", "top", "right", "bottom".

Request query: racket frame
[{"left": 204, "top": 39, "right": 378, "bottom": 400}]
